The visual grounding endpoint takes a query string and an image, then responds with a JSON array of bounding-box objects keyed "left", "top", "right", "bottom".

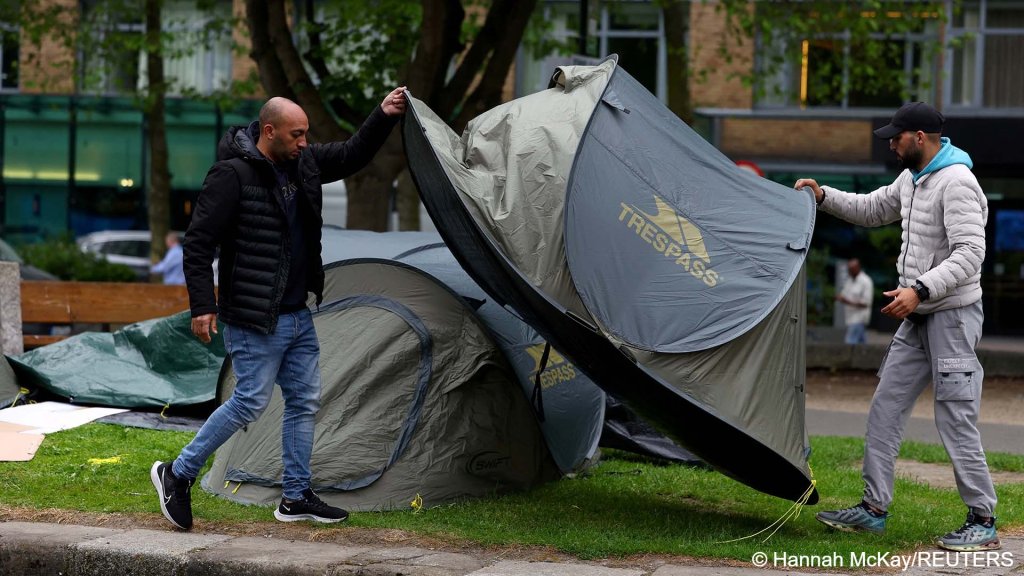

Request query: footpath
[
  {"left": 2, "top": 331, "right": 1023, "bottom": 575},
  {"left": 2, "top": 520, "right": 1022, "bottom": 576}
]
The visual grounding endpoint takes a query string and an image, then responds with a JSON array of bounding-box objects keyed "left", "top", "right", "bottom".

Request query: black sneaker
[
  {"left": 150, "top": 461, "right": 194, "bottom": 530},
  {"left": 274, "top": 489, "right": 349, "bottom": 523}
]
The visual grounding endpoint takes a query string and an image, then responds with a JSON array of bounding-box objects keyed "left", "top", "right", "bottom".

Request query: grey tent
[
  {"left": 321, "top": 228, "right": 605, "bottom": 474},
  {"left": 321, "top": 228, "right": 698, "bottom": 471},
  {"left": 403, "top": 56, "right": 818, "bottom": 503},
  {"left": 1, "top": 356, "right": 21, "bottom": 406},
  {"left": 201, "top": 260, "right": 559, "bottom": 511}
]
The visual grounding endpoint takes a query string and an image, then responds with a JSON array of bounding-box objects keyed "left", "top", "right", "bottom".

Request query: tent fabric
[
  {"left": 403, "top": 56, "right": 818, "bottom": 503},
  {"left": 319, "top": 229, "right": 607, "bottom": 475},
  {"left": 600, "top": 396, "right": 703, "bottom": 465},
  {"left": 8, "top": 311, "right": 226, "bottom": 408},
  {"left": 1, "top": 356, "right": 21, "bottom": 407},
  {"left": 202, "top": 260, "right": 559, "bottom": 511},
  {"left": 566, "top": 68, "right": 814, "bottom": 352}
]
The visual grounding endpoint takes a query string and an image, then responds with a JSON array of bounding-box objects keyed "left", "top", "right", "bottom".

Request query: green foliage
[
  {"left": 523, "top": 6, "right": 575, "bottom": 60},
  {"left": 2, "top": 425, "right": 1021, "bottom": 560},
  {"left": 714, "top": 0, "right": 953, "bottom": 105},
  {"left": 297, "top": 0, "right": 422, "bottom": 114},
  {"left": 18, "top": 236, "right": 138, "bottom": 282},
  {"left": 13, "top": 0, "right": 254, "bottom": 107}
]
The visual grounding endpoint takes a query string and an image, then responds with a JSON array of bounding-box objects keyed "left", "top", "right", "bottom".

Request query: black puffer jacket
[{"left": 184, "top": 106, "right": 398, "bottom": 334}]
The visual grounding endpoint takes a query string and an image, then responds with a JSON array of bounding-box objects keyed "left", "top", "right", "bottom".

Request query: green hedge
[{"left": 18, "top": 236, "right": 138, "bottom": 282}]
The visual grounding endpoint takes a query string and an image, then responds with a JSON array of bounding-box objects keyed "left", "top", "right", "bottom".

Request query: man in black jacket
[{"left": 151, "top": 88, "right": 407, "bottom": 530}]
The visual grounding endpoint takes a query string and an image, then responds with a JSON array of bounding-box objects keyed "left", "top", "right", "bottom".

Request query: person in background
[
  {"left": 150, "top": 231, "right": 184, "bottom": 285},
  {"left": 795, "top": 101, "right": 998, "bottom": 552},
  {"left": 836, "top": 258, "right": 873, "bottom": 345}
]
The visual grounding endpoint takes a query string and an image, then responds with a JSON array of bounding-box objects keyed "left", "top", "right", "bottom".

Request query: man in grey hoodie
[{"left": 795, "top": 102, "right": 998, "bottom": 552}]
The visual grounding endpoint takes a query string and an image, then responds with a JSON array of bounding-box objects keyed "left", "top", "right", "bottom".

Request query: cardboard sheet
[
  {"left": 0, "top": 421, "right": 46, "bottom": 462},
  {"left": 0, "top": 401, "right": 127, "bottom": 434}
]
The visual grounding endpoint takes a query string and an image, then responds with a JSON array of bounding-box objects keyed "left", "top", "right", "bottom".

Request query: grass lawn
[{"left": 1, "top": 423, "right": 1021, "bottom": 561}]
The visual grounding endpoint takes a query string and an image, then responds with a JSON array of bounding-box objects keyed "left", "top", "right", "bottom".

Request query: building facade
[
  {"left": 0, "top": 0, "right": 259, "bottom": 243},
  {"left": 516, "top": 0, "right": 1023, "bottom": 334},
  {"left": 3, "top": 1, "right": 1021, "bottom": 332}
]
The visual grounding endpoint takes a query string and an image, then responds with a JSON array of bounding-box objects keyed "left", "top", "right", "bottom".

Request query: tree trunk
[
  {"left": 241, "top": 0, "right": 541, "bottom": 231},
  {"left": 344, "top": 130, "right": 406, "bottom": 231},
  {"left": 145, "top": 0, "right": 171, "bottom": 279},
  {"left": 663, "top": 0, "right": 692, "bottom": 125},
  {"left": 395, "top": 169, "right": 420, "bottom": 231}
]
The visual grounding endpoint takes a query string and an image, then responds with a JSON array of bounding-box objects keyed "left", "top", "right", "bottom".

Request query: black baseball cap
[{"left": 873, "top": 102, "right": 945, "bottom": 139}]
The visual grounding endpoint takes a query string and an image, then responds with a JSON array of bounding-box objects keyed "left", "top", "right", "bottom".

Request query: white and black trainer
[
  {"left": 274, "top": 489, "right": 349, "bottom": 523},
  {"left": 150, "top": 461, "right": 194, "bottom": 530}
]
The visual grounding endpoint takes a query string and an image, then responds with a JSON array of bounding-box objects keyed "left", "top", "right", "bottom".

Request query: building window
[
  {"left": 1, "top": 24, "right": 17, "bottom": 91},
  {"left": 755, "top": 10, "right": 941, "bottom": 109},
  {"left": 516, "top": 1, "right": 665, "bottom": 100},
  {"left": 157, "top": 0, "right": 233, "bottom": 96},
  {"left": 80, "top": 0, "right": 232, "bottom": 96},
  {"left": 946, "top": 0, "right": 1024, "bottom": 108},
  {"left": 80, "top": 0, "right": 144, "bottom": 94}
]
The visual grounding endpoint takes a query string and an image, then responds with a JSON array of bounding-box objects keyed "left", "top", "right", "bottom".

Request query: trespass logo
[
  {"left": 525, "top": 344, "right": 577, "bottom": 390},
  {"left": 617, "top": 195, "right": 721, "bottom": 287}
]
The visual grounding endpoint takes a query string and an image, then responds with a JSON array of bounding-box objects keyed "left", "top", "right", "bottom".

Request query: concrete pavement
[
  {"left": 806, "top": 328, "right": 1024, "bottom": 377},
  {"left": 2, "top": 520, "right": 1022, "bottom": 575}
]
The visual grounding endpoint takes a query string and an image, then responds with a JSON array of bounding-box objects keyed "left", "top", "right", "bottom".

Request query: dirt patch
[
  {"left": 888, "top": 460, "right": 1024, "bottom": 490},
  {"left": 806, "top": 370, "right": 1024, "bottom": 425}
]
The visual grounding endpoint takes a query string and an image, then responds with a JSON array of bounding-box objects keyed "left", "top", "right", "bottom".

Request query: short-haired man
[{"left": 795, "top": 102, "right": 998, "bottom": 551}]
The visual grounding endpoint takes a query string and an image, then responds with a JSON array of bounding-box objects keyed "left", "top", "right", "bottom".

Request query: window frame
[
  {"left": 943, "top": 0, "right": 1024, "bottom": 110},
  {"left": 0, "top": 21, "right": 18, "bottom": 92}
]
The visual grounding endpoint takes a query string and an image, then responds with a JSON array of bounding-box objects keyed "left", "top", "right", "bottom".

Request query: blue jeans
[
  {"left": 173, "top": 309, "right": 321, "bottom": 500},
  {"left": 845, "top": 323, "right": 866, "bottom": 345}
]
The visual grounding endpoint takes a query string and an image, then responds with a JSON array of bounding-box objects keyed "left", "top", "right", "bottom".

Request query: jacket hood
[
  {"left": 913, "top": 137, "right": 973, "bottom": 184},
  {"left": 217, "top": 120, "right": 262, "bottom": 161}
]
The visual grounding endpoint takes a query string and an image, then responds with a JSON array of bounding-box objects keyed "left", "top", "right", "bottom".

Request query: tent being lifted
[{"left": 403, "top": 56, "right": 819, "bottom": 503}]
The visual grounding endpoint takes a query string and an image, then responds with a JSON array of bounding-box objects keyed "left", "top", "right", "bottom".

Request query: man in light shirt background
[{"left": 836, "top": 258, "right": 873, "bottom": 345}]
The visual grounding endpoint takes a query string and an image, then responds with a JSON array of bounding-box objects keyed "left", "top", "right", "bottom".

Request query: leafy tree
[
  {"left": 710, "top": 0, "right": 951, "bottom": 107},
  {"left": 245, "top": 0, "right": 538, "bottom": 230},
  {"left": 6, "top": 0, "right": 250, "bottom": 269}
]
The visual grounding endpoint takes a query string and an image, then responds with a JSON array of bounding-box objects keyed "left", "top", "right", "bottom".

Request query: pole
[{"left": 579, "top": 0, "right": 588, "bottom": 56}]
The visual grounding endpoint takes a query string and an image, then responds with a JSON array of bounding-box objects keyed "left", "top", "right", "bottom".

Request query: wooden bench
[{"left": 20, "top": 281, "right": 191, "bottom": 349}]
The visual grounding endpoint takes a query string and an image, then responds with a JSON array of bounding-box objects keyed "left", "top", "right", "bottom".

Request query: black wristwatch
[
  {"left": 816, "top": 188, "right": 826, "bottom": 206},
  {"left": 912, "top": 280, "right": 930, "bottom": 302}
]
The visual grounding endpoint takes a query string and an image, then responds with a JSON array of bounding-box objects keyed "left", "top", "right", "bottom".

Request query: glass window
[
  {"left": 947, "top": 0, "right": 1024, "bottom": 109},
  {"left": 80, "top": 0, "right": 144, "bottom": 94},
  {"left": 755, "top": 9, "right": 940, "bottom": 109},
  {"left": 1, "top": 25, "right": 17, "bottom": 91},
  {"left": 516, "top": 1, "right": 664, "bottom": 100},
  {"left": 983, "top": 35, "right": 1024, "bottom": 107},
  {"left": 81, "top": 0, "right": 233, "bottom": 96},
  {"left": 155, "top": 0, "right": 234, "bottom": 96},
  {"left": 608, "top": 3, "right": 658, "bottom": 31}
]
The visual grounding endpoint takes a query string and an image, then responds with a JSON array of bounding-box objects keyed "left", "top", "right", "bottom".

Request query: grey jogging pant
[{"left": 862, "top": 300, "right": 997, "bottom": 517}]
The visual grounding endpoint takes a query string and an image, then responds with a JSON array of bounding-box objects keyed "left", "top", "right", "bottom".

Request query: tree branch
[
  {"left": 437, "top": 0, "right": 517, "bottom": 120},
  {"left": 301, "top": 0, "right": 363, "bottom": 127},
  {"left": 245, "top": 0, "right": 296, "bottom": 101},
  {"left": 263, "top": 0, "right": 347, "bottom": 142},
  {"left": 406, "top": 0, "right": 464, "bottom": 106},
  {"left": 452, "top": 0, "right": 537, "bottom": 129}
]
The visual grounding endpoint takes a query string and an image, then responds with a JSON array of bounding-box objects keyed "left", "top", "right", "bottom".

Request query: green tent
[
  {"left": 8, "top": 311, "right": 225, "bottom": 408},
  {"left": 202, "top": 260, "right": 559, "bottom": 511}
]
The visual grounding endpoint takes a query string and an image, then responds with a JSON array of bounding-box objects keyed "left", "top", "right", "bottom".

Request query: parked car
[
  {"left": 77, "top": 230, "right": 218, "bottom": 283},
  {"left": 0, "top": 237, "right": 59, "bottom": 280}
]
